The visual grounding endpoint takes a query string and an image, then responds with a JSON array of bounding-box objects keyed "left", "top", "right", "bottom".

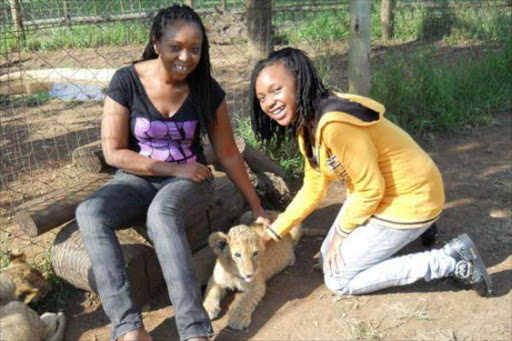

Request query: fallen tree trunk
[{"left": 14, "top": 175, "right": 111, "bottom": 237}]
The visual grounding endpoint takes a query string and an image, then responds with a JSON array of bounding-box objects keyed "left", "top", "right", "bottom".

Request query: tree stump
[{"left": 71, "top": 140, "right": 111, "bottom": 174}]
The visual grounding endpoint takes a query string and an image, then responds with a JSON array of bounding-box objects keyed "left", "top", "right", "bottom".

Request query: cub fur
[
  {"left": 203, "top": 211, "right": 300, "bottom": 330},
  {"left": 1, "top": 250, "right": 52, "bottom": 304},
  {"left": 0, "top": 251, "right": 66, "bottom": 341}
]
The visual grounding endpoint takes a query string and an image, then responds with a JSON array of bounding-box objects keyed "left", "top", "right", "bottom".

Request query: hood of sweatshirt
[{"left": 315, "top": 92, "right": 386, "bottom": 133}]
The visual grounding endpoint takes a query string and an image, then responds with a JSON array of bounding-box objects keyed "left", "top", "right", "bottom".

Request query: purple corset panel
[{"left": 134, "top": 117, "right": 198, "bottom": 164}]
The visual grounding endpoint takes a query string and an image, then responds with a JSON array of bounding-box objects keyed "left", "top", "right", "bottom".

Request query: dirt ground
[{"left": 55, "top": 112, "right": 511, "bottom": 341}]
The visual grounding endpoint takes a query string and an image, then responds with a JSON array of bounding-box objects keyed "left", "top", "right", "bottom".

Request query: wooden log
[
  {"left": 72, "top": 140, "right": 112, "bottom": 174},
  {"left": 14, "top": 175, "right": 111, "bottom": 237},
  {"left": 52, "top": 221, "right": 217, "bottom": 306},
  {"left": 52, "top": 222, "right": 164, "bottom": 307},
  {"left": 254, "top": 172, "right": 292, "bottom": 211}
]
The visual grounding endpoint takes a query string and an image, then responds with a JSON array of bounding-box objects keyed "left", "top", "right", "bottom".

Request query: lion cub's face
[
  {"left": 1, "top": 250, "right": 52, "bottom": 304},
  {"left": 209, "top": 223, "right": 266, "bottom": 283}
]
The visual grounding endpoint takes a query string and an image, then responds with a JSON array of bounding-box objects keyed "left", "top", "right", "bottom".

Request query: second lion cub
[{"left": 203, "top": 211, "right": 300, "bottom": 330}]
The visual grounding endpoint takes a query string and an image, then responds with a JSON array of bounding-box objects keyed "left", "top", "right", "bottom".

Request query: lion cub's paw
[
  {"left": 203, "top": 303, "right": 221, "bottom": 320},
  {"left": 228, "top": 313, "right": 251, "bottom": 330}
]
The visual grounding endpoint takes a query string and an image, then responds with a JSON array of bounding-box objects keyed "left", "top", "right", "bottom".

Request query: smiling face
[
  {"left": 154, "top": 20, "right": 203, "bottom": 82},
  {"left": 255, "top": 62, "right": 298, "bottom": 127}
]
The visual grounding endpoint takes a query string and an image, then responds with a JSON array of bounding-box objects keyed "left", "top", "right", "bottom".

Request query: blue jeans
[
  {"left": 76, "top": 170, "right": 215, "bottom": 341},
  {"left": 320, "top": 204, "right": 456, "bottom": 295}
]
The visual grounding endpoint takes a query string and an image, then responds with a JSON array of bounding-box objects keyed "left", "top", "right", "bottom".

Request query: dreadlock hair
[
  {"left": 249, "top": 47, "right": 329, "bottom": 142},
  {"left": 140, "top": 4, "right": 214, "bottom": 131}
]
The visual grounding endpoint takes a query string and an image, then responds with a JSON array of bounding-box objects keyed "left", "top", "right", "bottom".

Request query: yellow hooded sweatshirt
[{"left": 266, "top": 93, "right": 445, "bottom": 241}]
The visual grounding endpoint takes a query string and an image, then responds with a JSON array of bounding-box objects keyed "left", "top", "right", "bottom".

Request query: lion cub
[
  {"left": 203, "top": 211, "right": 300, "bottom": 330},
  {"left": 0, "top": 251, "right": 66, "bottom": 341}
]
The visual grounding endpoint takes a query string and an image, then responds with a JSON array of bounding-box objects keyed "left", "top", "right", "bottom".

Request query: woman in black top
[{"left": 76, "top": 5, "right": 267, "bottom": 341}]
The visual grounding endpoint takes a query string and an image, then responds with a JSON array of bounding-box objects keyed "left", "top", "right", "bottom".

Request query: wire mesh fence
[{"left": 1, "top": 0, "right": 510, "bottom": 269}]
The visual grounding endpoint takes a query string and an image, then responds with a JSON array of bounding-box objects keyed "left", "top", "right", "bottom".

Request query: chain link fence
[{"left": 1, "top": 0, "right": 510, "bottom": 268}]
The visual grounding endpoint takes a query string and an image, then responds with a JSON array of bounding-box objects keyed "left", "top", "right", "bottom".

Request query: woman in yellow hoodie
[{"left": 249, "top": 47, "right": 492, "bottom": 296}]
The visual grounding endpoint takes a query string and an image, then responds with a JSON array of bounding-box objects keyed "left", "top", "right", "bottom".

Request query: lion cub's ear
[
  {"left": 209, "top": 232, "right": 229, "bottom": 255},
  {"left": 250, "top": 222, "right": 266, "bottom": 236}
]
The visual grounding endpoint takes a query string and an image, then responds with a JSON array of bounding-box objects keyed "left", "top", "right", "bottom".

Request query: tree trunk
[
  {"left": 62, "top": 0, "right": 71, "bottom": 26},
  {"left": 9, "top": 0, "right": 25, "bottom": 41},
  {"left": 380, "top": 0, "right": 394, "bottom": 41},
  {"left": 14, "top": 175, "right": 111, "bottom": 237},
  {"left": 245, "top": 0, "right": 273, "bottom": 60},
  {"left": 348, "top": 0, "right": 372, "bottom": 96}
]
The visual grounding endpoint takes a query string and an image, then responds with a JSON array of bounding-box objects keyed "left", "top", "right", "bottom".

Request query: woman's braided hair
[
  {"left": 141, "top": 4, "right": 215, "bottom": 129},
  {"left": 249, "top": 47, "right": 328, "bottom": 142}
]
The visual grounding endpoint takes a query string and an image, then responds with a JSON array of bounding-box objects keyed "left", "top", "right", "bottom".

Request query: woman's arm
[
  {"left": 101, "top": 96, "right": 211, "bottom": 182},
  {"left": 265, "top": 151, "right": 328, "bottom": 242},
  {"left": 323, "top": 121, "right": 385, "bottom": 237},
  {"left": 207, "top": 99, "right": 267, "bottom": 219}
]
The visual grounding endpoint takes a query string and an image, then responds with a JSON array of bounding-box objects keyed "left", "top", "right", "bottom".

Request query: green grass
[
  {"left": 2, "top": 1, "right": 509, "bottom": 54},
  {"left": 0, "top": 92, "right": 51, "bottom": 107},
  {"left": 235, "top": 115, "right": 303, "bottom": 179},
  {"left": 276, "top": 1, "right": 510, "bottom": 45},
  {"left": 371, "top": 39, "right": 512, "bottom": 135},
  {"left": 2, "top": 21, "right": 150, "bottom": 53}
]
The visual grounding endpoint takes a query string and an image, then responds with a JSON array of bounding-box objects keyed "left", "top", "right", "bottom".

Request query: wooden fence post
[
  {"left": 62, "top": 0, "right": 71, "bottom": 26},
  {"left": 92, "top": 0, "right": 98, "bottom": 15},
  {"left": 380, "top": 0, "right": 394, "bottom": 41},
  {"left": 348, "top": 0, "right": 372, "bottom": 96},
  {"left": 185, "top": 0, "right": 196, "bottom": 7},
  {"left": 245, "top": 0, "right": 273, "bottom": 60},
  {"left": 9, "top": 0, "right": 25, "bottom": 42}
]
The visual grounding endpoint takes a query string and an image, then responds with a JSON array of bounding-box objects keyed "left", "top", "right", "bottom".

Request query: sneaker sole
[{"left": 458, "top": 233, "right": 493, "bottom": 296}]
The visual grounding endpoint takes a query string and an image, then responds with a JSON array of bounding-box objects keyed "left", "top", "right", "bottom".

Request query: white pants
[{"left": 319, "top": 207, "right": 456, "bottom": 295}]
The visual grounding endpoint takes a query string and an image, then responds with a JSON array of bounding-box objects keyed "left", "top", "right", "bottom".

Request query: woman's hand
[
  {"left": 323, "top": 233, "right": 345, "bottom": 276},
  {"left": 262, "top": 229, "right": 274, "bottom": 245},
  {"left": 253, "top": 210, "right": 271, "bottom": 226},
  {"left": 171, "top": 163, "right": 212, "bottom": 183}
]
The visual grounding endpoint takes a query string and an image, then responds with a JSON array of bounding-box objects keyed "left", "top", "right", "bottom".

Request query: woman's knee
[
  {"left": 76, "top": 198, "right": 113, "bottom": 233},
  {"left": 324, "top": 274, "right": 350, "bottom": 294},
  {"left": 146, "top": 201, "right": 184, "bottom": 237}
]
